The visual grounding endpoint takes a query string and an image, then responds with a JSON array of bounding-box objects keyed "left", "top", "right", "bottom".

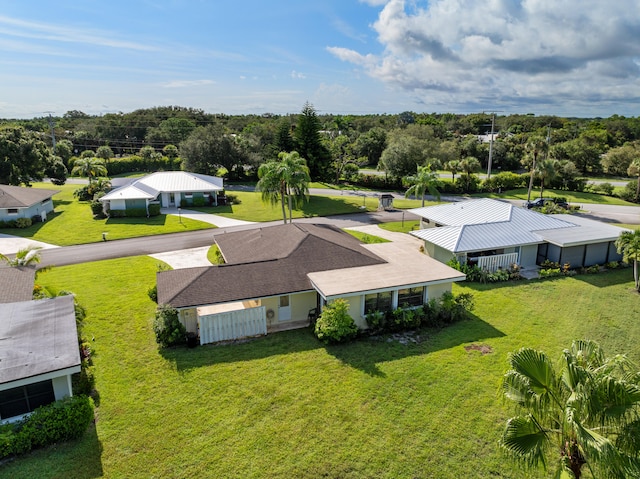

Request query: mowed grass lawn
[
  {"left": 476, "top": 187, "right": 638, "bottom": 206},
  {"left": 4, "top": 184, "right": 215, "bottom": 246},
  {"left": 4, "top": 258, "right": 640, "bottom": 478}
]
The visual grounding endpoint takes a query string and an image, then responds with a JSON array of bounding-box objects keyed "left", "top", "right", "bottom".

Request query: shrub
[
  {"left": 14, "top": 217, "right": 32, "bottom": 229},
  {"left": 193, "top": 196, "right": 205, "bottom": 207},
  {"left": 90, "top": 199, "right": 104, "bottom": 216},
  {"left": 606, "top": 261, "right": 620, "bottom": 270},
  {"left": 153, "top": 305, "right": 186, "bottom": 347},
  {"left": 314, "top": 299, "right": 358, "bottom": 344},
  {"left": 225, "top": 193, "right": 240, "bottom": 205},
  {"left": 365, "top": 310, "right": 385, "bottom": 332},
  {"left": 148, "top": 284, "right": 158, "bottom": 302},
  {"left": 148, "top": 203, "right": 161, "bottom": 216},
  {"left": 125, "top": 208, "right": 148, "bottom": 217},
  {"left": 0, "top": 395, "right": 94, "bottom": 459},
  {"left": 391, "top": 306, "right": 421, "bottom": 330}
]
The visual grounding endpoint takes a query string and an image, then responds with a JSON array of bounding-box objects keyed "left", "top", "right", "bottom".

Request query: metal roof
[
  {"left": 409, "top": 198, "right": 513, "bottom": 225},
  {"left": 100, "top": 171, "right": 223, "bottom": 202},
  {"left": 410, "top": 199, "right": 578, "bottom": 253},
  {"left": 536, "top": 214, "right": 631, "bottom": 247},
  {"left": 0, "top": 296, "right": 81, "bottom": 385}
]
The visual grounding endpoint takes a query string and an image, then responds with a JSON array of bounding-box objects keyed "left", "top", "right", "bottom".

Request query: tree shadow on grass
[
  {"left": 325, "top": 314, "right": 506, "bottom": 377},
  {"left": 160, "top": 327, "right": 323, "bottom": 373}
]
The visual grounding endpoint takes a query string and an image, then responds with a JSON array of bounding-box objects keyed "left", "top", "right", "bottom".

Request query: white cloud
[
  {"left": 291, "top": 70, "right": 307, "bottom": 79},
  {"left": 162, "top": 79, "right": 215, "bottom": 88},
  {"left": 330, "top": 0, "right": 640, "bottom": 114}
]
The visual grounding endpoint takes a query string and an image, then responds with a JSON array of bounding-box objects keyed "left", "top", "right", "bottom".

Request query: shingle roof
[
  {"left": 100, "top": 171, "right": 223, "bottom": 202},
  {"left": 157, "top": 223, "right": 385, "bottom": 308},
  {"left": 0, "top": 184, "right": 59, "bottom": 209},
  {"left": 0, "top": 266, "right": 36, "bottom": 304},
  {"left": 0, "top": 295, "right": 81, "bottom": 385}
]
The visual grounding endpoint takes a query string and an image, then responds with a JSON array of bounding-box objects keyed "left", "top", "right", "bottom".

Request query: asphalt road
[{"left": 38, "top": 209, "right": 418, "bottom": 268}]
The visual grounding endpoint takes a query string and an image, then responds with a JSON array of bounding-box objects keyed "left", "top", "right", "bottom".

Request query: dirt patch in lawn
[{"left": 464, "top": 343, "right": 493, "bottom": 355}]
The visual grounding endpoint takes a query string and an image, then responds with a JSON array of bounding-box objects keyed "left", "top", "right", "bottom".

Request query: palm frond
[{"left": 499, "top": 415, "right": 549, "bottom": 469}]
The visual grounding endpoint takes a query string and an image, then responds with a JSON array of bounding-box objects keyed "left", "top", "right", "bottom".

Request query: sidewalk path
[{"left": 161, "top": 207, "right": 255, "bottom": 227}]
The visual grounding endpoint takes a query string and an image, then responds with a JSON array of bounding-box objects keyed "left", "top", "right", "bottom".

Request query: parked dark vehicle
[{"left": 525, "top": 198, "right": 569, "bottom": 209}]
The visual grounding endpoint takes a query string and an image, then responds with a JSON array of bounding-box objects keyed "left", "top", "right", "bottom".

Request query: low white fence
[
  {"left": 476, "top": 252, "right": 519, "bottom": 272},
  {"left": 199, "top": 306, "right": 266, "bottom": 345}
]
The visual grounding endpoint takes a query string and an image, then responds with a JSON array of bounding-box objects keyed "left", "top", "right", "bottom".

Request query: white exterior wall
[
  {"left": 178, "top": 308, "right": 198, "bottom": 333},
  {"left": 426, "top": 282, "right": 452, "bottom": 300}
]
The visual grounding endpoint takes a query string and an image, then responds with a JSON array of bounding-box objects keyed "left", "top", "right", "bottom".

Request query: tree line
[{"left": 2, "top": 105, "right": 640, "bottom": 202}]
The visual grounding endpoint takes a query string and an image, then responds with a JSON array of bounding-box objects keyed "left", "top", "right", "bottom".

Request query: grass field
[
  {"left": 3, "top": 258, "right": 639, "bottom": 478},
  {"left": 2, "top": 184, "right": 215, "bottom": 246},
  {"left": 476, "top": 187, "right": 638, "bottom": 206}
]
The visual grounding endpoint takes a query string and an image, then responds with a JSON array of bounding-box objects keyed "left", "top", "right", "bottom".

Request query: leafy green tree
[
  {"left": 162, "top": 144, "right": 179, "bottom": 159},
  {"left": 378, "top": 135, "right": 427, "bottom": 178},
  {"left": 616, "top": 229, "right": 640, "bottom": 291},
  {"left": 601, "top": 143, "right": 640, "bottom": 176},
  {"left": 96, "top": 145, "right": 114, "bottom": 162},
  {"left": 294, "top": 102, "right": 331, "bottom": 180},
  {"left": 55, "top": 139, "right": 74, "bottom": 166},
  {"left": 45, "top": 156, "right": 68, "bottom": 185},
  {"left": 80, "top": 150, "right": 95, "bottom": 159},
  {"left": 146, "top": 117, "right": 196, "bottom": 146},
  {"left": 273, "top": 118, "right": 295, "bottom": 155},
  {"left": 500, "top": 339, "right": 640, "bottom": 479},
  {"left": 354, "top": 127, "right": 387, "bottom": 166},
  {"left": 256, "top": 151, "right": 310, "bottom": 224},
  {"left": 71, "top": 157, "right": 107, "bottom": 183},
  {"left": 326, "top": 134, "right": 365, "bottom": 183},
  {"left": 0, "top": 126, "right": 49, "bottom": 185},
  {"left": 180, "top": 123, "right": 246, "bottom": 178},
  {"left": 404, "top": 165, "right": 441, "bottom": 206}
]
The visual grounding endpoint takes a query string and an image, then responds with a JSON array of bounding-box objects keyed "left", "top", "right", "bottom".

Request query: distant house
[
  {"left": 157, "top": 223, "right": 465, "bottom": 345},
  {"left": 0, "top": 295, "right": 81, "bottom": 422},
  {"left": 0, "top": 184, "right": 59, "bottom": 222},
  {"left": 99, "top": 171, "right": 224, "bottom": 214},
  {"left": 409, "top": 198, "right": 629, "bottom": 272}
]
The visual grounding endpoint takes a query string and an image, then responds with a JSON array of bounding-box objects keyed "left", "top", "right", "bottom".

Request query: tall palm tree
[
  {"left": 535, "top": 158, "right": 559, "bottom": 199},
  {"left": 615, "top": 229, "right": 640, "bottom": 292},
  {"left": 71, "top": 157, "right": 108, "bottom": 184},
  {"left": 256, "top": 151, "right": 310, "bottom": 224},
  {"left": 500, "top": 340, "right": 640, "bottom": 479},
  {"left": 445, "top": 159, "right": 460, "bottom": 181},
  {"left": 525, "top": 136, "right": 549, "bottom": 203},
  {"left": 403, "top": 165, "right": 441, "bottom": 207}
]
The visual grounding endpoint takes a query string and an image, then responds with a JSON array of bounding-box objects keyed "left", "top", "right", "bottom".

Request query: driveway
[
  {"left": 0, "top": 234, "right": 59, "bottom": 256},
  {"left": 160, "top": 207, "right": 255, "bottom": 228}
]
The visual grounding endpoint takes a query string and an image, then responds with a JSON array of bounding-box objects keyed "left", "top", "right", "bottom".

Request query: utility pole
[
  {"left": 45, "top": 112, "right": 56, "bottom": 155},
  {"left": 483, "top": 111, "right": 503, "bottom": 179}
]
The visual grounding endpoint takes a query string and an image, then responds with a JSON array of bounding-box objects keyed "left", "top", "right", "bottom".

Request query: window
[
  {"left": 184, "top": 192, "right": 193, "bottom": 198},
  {"left": 0, "top": 380, "right": 55, "bottom": 419},
  {"left": 279, "top": 296, "right": 289, "bottom": 307},
  {"left": 41, "top": 199, "right": 49, "bottom": 205},
  {"left": 364, "top": 291, "right": 393, "bottom": 314},
  {"left": 398, "top": 287, "right": 425, "bottom": 308},
  {"left": 7, "top": 208, "right": 18, "bottom": 214}
]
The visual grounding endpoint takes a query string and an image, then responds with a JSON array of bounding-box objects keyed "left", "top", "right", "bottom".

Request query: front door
[
  {"left": 278, "top": 295, "right": 291, "bottom": 321},
  {"left": 169, "top": 193, "right": 176, "bottom": 207}
]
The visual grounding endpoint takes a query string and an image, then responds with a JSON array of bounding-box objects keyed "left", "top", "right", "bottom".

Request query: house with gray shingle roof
[
  {"left": 0, "top": 184, "right": 59, "bottom": 223},
  {"left": 157, "top": 223, "right": 465, "bottom": 344},
  {"left": 0, "top": 268, "right": 81, "bottom": 422},
  {"left": 409, "top": 198, "right": 629, "bottom": 272}
]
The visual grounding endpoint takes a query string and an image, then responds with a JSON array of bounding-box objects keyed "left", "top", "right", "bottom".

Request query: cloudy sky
[{"left": 1, "top": 0, "right": 639, "bottom": 119}]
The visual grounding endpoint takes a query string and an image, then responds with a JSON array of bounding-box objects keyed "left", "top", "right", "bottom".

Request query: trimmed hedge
[
  {"left": 0, "top": 395, "right": 94, "bottom": 459},
  {"left": 108, "top": 206, "right": 161, "bottom": 218}
]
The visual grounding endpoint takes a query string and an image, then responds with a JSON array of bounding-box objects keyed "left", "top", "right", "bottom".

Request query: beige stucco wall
[
  {"left": 433, "top": 244, "right": 455, "bottom": 264},
  {"left": 290, "top": 291, "right": 317, "bottom": 321},
  {"left": 427, "top": 282, "right": 452, "bottom": 300},
  {"left": 178, "top": 307, "right": 198, "bottom": 333}
]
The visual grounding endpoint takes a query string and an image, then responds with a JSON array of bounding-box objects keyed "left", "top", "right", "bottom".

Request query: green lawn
[
  {"left": 191, "top": 191, "right": 426, "bottom": 222},
  {"left": 2, "top": 184, "right": 215, "bottom": 246},
  {"left": 4, "top": 259, "right": 639, "bottom": 478},
  {"left": 475, "top": 187, "right": 637, "bottom": 206}
]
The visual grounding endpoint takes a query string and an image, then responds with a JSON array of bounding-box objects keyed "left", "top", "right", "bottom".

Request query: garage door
[{"left": 199, "top": 306, "right": 266, "bottom": 345}]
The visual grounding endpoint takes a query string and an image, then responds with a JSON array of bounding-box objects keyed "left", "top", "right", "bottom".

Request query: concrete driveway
[
  {"left": 0, "top": 234, "right": 59, "bottom": 256},
  {"left": 149, "top": 246, "right": 212, "bottom": 269},
  {"left": 161, "top": 207, "right": 255, "bottom": 227}
]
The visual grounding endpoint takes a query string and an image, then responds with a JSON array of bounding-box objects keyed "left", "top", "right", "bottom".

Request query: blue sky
[{"left": 1, "top": 0, "right": 640, "bottom": 119}]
